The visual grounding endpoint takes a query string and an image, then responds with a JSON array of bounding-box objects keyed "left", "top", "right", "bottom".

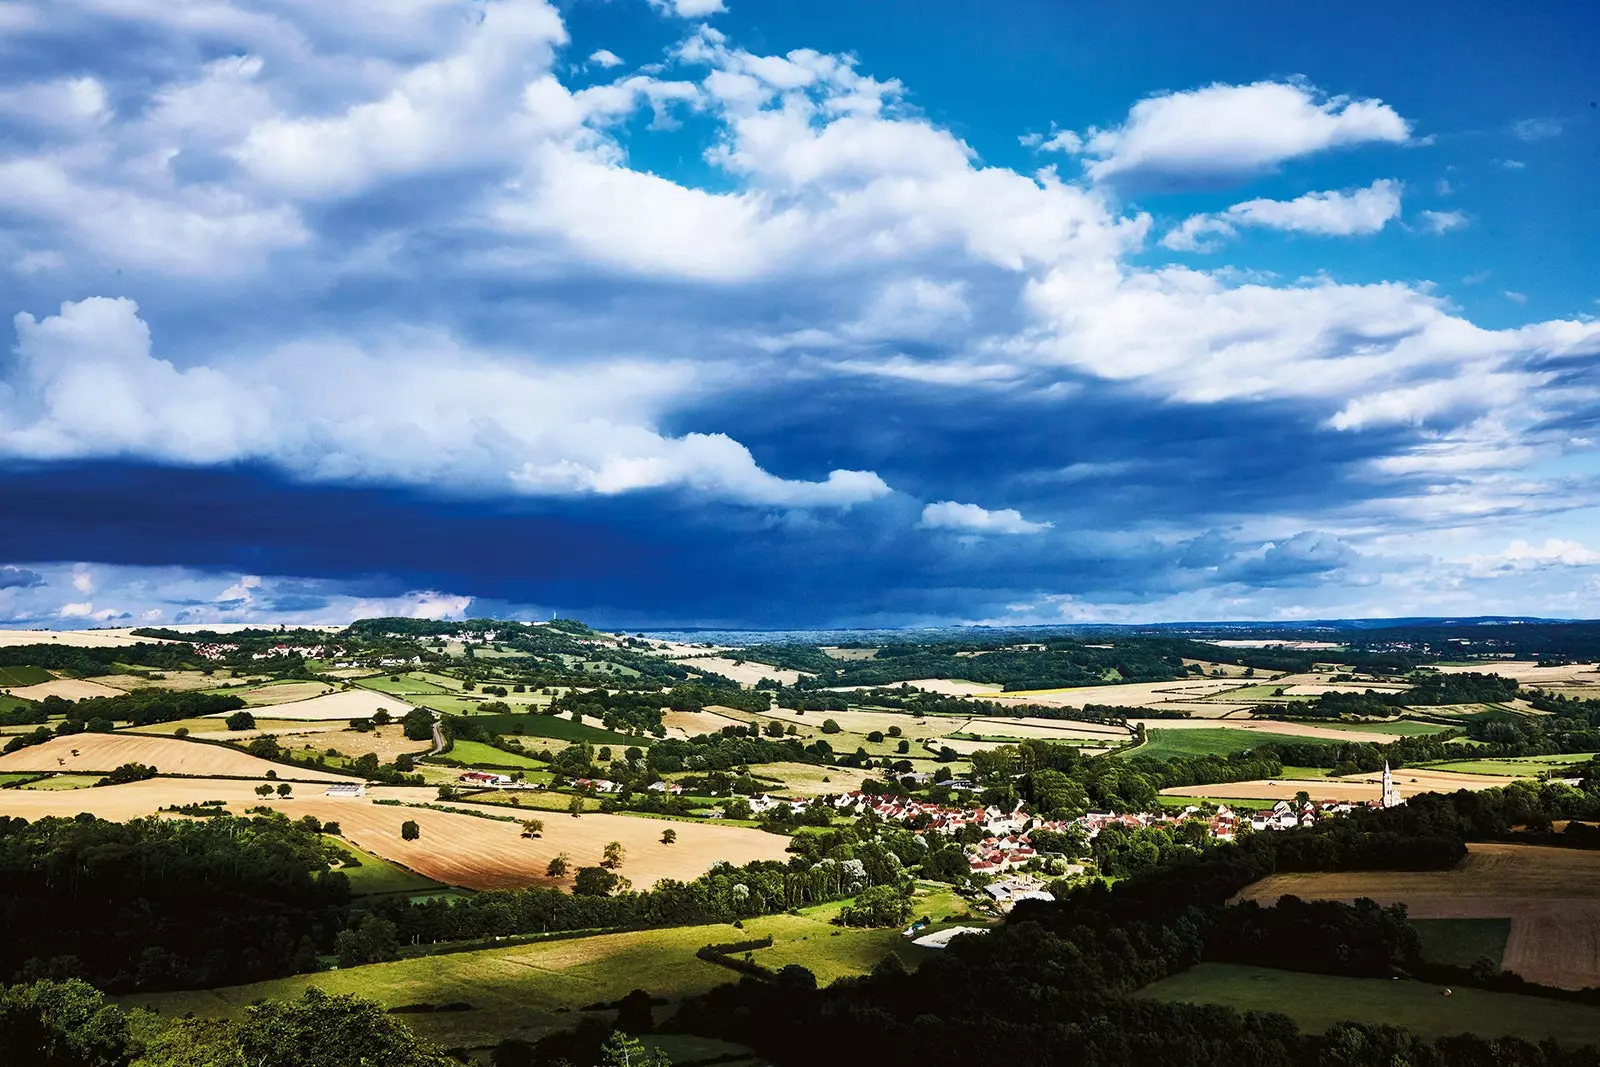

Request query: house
[
  {"left": 646, "top": 781, "right": 685, "bottom": 794},
  {"left": 459, "top": 771, "right": 512, "bottom": 787}
]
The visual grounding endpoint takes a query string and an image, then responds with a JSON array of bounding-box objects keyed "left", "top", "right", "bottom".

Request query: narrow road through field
[{"left": 429, "top": 711, "right": 445, "bottom": 756}]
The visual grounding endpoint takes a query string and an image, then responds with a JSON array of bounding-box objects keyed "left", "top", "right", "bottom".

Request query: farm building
[{"left": 323, "top": 783, "right": 366, "bottom": 797}]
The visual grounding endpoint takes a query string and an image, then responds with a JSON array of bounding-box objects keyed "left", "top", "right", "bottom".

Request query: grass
[
  {"left": 1138, "top": 962, "right": 1600, "bottom": 1045},
  {"left": 0, "top": 665, "right": 52, "bottom": 687},
  {"left": 356, "top": 674, "right": 457, "bottom": 697},
  {"left": 19, "top": 774, "right": 103, "bottom": 790},
  {"left": 438, "top": 740, "right": 548, "bottom": 770},
  {"left": 461, "top": 790, "right": 602, "bottom": 813},
  {"left": 0, "top": 772, "right": 43, "bottom": 787},
  {"left": 1414, "top": 918, "right": 1511, "bottom": 969},
  {"left": 1276, "top": 766, "right": 1333, "bottom": 778},
  {"left": 0, "top": 694, "right": 34, "bottom": 714},
  {"left": 1119, "top": 728, "right": 1342, "bottom": 761},
  {"left": 327, "top": 836, "right": 446, "bottom": 897},
  {"left": 1310, "top": 720, "right": 1455, "bottom": 737},
  {"left": 1158, "top": 796, "right": 1279, "bottom": 811},
  {"left": 470, "top": 713, "right": 641, "bottom": 748},
  {"left": 120, "top": 893, "right": 942, "bottom": 1049},
  {"left": 1419, "top": 755, "right": 1593, "bottom": 777}
]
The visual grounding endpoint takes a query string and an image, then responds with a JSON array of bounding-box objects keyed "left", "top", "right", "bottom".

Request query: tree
[
  {"left": 322, "top": 821, "right": 341, "bottom": 836},
  {"left": 723, "top": 798, "right": 753, "bottom": 821},
  {"left": 602, "top": 841, "right": 625, "bottom": 869},
  {"left": 763, "top": 720, "right": 785, "bottom": 738},
  {"left": 232, "top": 988, "right": 455, "bottom": 1066},
  {"left": 820, "top": 719, "right": 841, "bottom": 734},
  {"left": 573, "top": 866, "right": 619, "bottom": 896},
  {"left": 276, "top": 783, "right": 292, "bottom": 798},
  {"left": 615, "top": 988, "right": 654, "bottom": 1034},
  {"left": 896, "top": 740, "right": 910, "bottom": 754},
  {"left": 254, "top": 784, "right": 273, "bottom": 798},
  {"left": 225, "top": 710, "right": 257, "bottom": 731},
  {"left": 1295, "top": 790, "right": 1312, "bottom": 808},
  {"left": 400, "top": 820, "right": 420, "bottom": 841},
  {"left": 569, "top": 793, "right": 585, "bottom": 818},
  {"left": 837, "top": 885, "right": 913, "bottom": 928},
  {"left": 436, "top": 784, "right": 456, "bottom": 801},
  {"left": 599, "top": 1031, "right": 671, "bottom": 1067},
  {"left": 335, "top": 914, "right": 399, "bottom": 967},
  {"left": 521, "top": 818, "right": 544, "bottom": 838},
  {"left": 372, "top": 709, "right": 392, "bottom": 726},
  {"left": 401, "top": 708, "right": 434, "bottom": 742},
  {"left": 546, "top": 854, "right": 570, "bottom": 879},
  {"left": 0, "top": 979, "right": 131, "bottom": 1067},
  {"left": 660, "top": 828, "right": 677, "bottom": 845}
]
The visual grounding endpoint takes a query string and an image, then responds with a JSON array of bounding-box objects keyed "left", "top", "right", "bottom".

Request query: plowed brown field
[{"left": 1237, "top": 843, "right": 1600, "bottom": 989}]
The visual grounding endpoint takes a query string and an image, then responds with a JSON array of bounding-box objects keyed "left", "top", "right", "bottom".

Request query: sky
[{"left": 0, "top": 0, "right": 1598, "bottom": 629}]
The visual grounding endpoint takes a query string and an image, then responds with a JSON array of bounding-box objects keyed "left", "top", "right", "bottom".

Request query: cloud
[
  {"left": 1163, "top": 179, "right": 1402, "bottom": 251},
  {"left": 649, "top": 0, "right": 727, "bottom": 17},
  {"left": 1064, "top": 80, "right": 1409, "bottom": 184},
  {"left": 920, "top": 501, "right": 1053, "bottom": 535},
  {"left": 71, "top": 565, "right": 93, "bottom": 594},
  {"left": 1219, "top": 532, "right": 1361, "bottom": 585},
  {"left": 1461, "top": 538, "right": 1600, "bottom": 578},
  {"left": 1504, "top": 290, "right": 1527, "bottom": 304},
  {"left": 0, "top": 298, "right": 890, "bottom": 509},
  {"left": 0, "top": 566, "right": 44, "bottom": 590},
  {"left": 588, "top": 49, "right": 624, "bottom": 69},
  {"left": 1512, "top": 118, "right": 1562, "bottom": 142},
  {"left": 1419, "top": 209, "right": 1469, "bottom": 235}
]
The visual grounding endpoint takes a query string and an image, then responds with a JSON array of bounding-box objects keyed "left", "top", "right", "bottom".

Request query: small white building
[{"left": 323, "top": 783, "right": 366, "bottom": 798}]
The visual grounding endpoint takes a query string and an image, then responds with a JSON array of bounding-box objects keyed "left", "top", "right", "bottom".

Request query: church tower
[{"left": 1381, "top": 761, "right": 1402, "bottom": 808}]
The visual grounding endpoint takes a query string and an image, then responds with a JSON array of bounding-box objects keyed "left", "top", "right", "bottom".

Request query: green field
[
  {"left": 120, "top": 895, "right": 941, "bottom": 1049},
  {"left": 1312, "top": 719, "right": 1455, "bottom": 737},
  {"left": 1420, "top": 754, "right": 1594, "bottom": 777},
  {"left": 0, "top": 694, "right": 34, "bottom": 714},
  {"left": 328, "top": 837, "right": 445, "bottom": 897},
  {"left": 440, "top": 739, "right": 549, "bottom": 770},
  {"left": 1414, "top": 918, "right": 1510, "bottom": 969},
  {"left": 19, "top": 774, "right": 103, "bottom": 790},
  {"left": 356, "top": 673, "right": 458, "bottom": 697},
  {"left": 1119, "top": 728, "right": 1342, "bottom": 761},
  {"left": 1139, "top": 963, "right": 1600, "bottom": 1045},
  {"left": 470, "top": 713, "right": 640, "bottom": 747},
  {"left": 0, "top": 772, "right": 43, "bottom": 787},
  {"left": 0, "top": 665, "right": 52, "bottom": 687}
]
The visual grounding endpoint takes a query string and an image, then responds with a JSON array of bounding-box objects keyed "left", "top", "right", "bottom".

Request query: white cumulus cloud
[
  {"left": 650, "top": 0, "right": 727, "bottom": 18},
  {"left": 920, "top": 501, "right": 1053, "bottom": 535},
  {"left": 1419, "top": 209, "right": 1469, "bottom": 234},
  {"left": 1066, "top": 80, "right": 1410, "bottom": 184},
  {"left": 1164, "top": 179, "right": 1402, "bottom": 251}
]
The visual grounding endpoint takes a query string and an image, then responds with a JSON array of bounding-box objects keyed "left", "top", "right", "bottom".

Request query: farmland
[
  {"left": 1120, "top": 727, "right": 1342, "bottom": 760},
  {"left": 1161, "top": 767, "right": 1524, "bottom": 803},
  {"left": 120, "top": 893, "right": 945, "bottom": 1049},
  {"left": 1138, "top": 963, "right": 1600, "bottom": 1045},
  {"left": 0, "top": 733, "right": 358, "bottom": 782},
  {"left": 1236, "top": 843, "right": 1600, "bottom": 989}
]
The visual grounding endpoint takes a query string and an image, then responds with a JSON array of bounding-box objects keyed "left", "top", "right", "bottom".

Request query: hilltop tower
[{"left": 1381, "top": 761, "right": 1403, "bottom": 809}]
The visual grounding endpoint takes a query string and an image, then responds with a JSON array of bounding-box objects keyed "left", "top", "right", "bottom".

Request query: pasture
[
  {"left": 0, "top": 733, "right": 358, "bottom": 782},
  {"left": 440, "top": 739, "right": 547, "bottom": 769},
  {"left": 1120, "top": 727, "right": 1342, "bottom": 761},
  {"left": 1236, "top": 843, "right": 1600, "bottom": 989},
  {"left": 1128, "top": 717, "right": 1407, "bottom": 744},
  {"left": 328, "top": 837, "right": 445, "bottom": 897},
  {"left": 1138, "top": 963, "right": 1600, "bottom": 1045},
  {"left": 1161, "top": 767, "right": 1522, "bottom": 804},
  {"left": 0, "top": 664, "right": 52, "bottom": 687},
  {"left": 18, "top": 773, "right": 102, "bottom": 790},
  {"left": 1414, "top": 918, "right": 1511, "bottom": 969},
  {"left": 120, "top": 894, "right": 939, "bottom": 1049},
  {"left": 1419, "top": 753, "right": 1595, "bottom": 777}
]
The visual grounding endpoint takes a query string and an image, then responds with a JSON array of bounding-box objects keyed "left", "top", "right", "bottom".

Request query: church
[{"left": 1380, "top": 761, "right": 1405, "bottom": 809}]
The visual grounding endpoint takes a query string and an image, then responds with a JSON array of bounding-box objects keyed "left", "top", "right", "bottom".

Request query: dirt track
[{"left": 1237, "top": 843, "right": 1600, "bottom": 989}]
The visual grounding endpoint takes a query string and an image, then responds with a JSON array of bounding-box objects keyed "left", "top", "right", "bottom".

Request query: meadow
[
  {"left": 328, "top": 836, "right": 445, "bottom": 897},
  {"left": 120, "top": 893, "right": 945, "bottom": 1050},
  {"left": 1138, "top": 963, "right": 1600, "bottom": 1045},
  {"left": 1413, "top": 918, "right": 1511, "bottom": 969},
  {"left": 1237, "top": 843, "right": 1600, "bottom": 989},
  {"left": 1120, "top": 727, "right": 1343, "bottom": 761}
]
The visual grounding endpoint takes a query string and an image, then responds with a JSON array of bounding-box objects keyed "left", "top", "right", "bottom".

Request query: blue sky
[{"left": 0, "top": 0, "right": 1597, "bottom": 628}]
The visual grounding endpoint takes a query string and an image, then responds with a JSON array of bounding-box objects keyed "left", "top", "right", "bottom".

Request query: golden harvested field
[
  {"left": 86, "top": 671, "right": 233, "bottom": 693},
  {"left": 994, "top": 678, "right": 1254, "bottom": 708},
  {"left": 1128, "top": 717, "right": 1405, "bottom": 744},
  {"left": 285, "top": 727, "right": 433, "bottom": 763},
  {"left": 1162, "top": 767, "right": 1523, "bottom": 803},
  {"left": 264, "top": 795, "right": 791, "bottom": 891},
  {"left": 661, "top": 708, "right": 749, "bottom": 737},
  {"left": 673, "top": 656, "right": 807, "bottom": 687},
  {"left": 6, "top": 677, "right": 124, "bottom": 701},
  {"left": 0, "top": 629, "right": 175, "bottom": 648},
  {"left": 1434, "top": 661, "right": 1600, "bottom": 686},
  {"left": 901, "top": 678, "right": 1005, "bottom": 697},
  {"left": 125, "top": 717, "right": 345, "bottom": 738},
  {"left": 225, "top": 680, "right": 339, "bottom": 706},
  {"left": 0, "top": 777, "right": 787, "bottom": 891},
  {"left": 1238, "top": 843, "right": 1600, "bottom": 989},
  {"left": 222, "top": 689, "right": 418, "bottom": 720},
  {"left": 0, "top": 733, "right": 357, "bottom": 782},
  {"left": 947, "top": 715, "right": 1128, "bottom": 740},
  {"left": 740, "top": 761, "right": 854, "bottom": 797}
]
